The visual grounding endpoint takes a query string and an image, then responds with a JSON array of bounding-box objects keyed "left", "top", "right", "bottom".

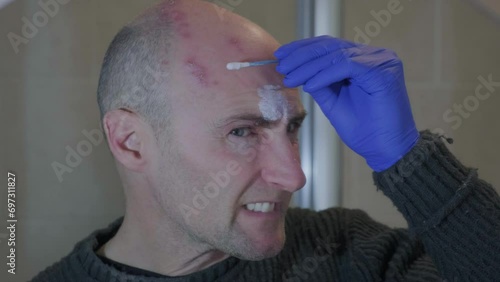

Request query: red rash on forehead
[
  {"left": 228, "top": 37, "right": 244, "bottom": 52},
  {"left": 159, "top": 0, "right": 178, "bottom": 18},
  {"left": 175, "top": 10, "right": 191, "bottom": 38},
  {"left": 180, "top": 31, "right": 192, "bottom": 39},
  {"left": 160, "top": 6, "right": 191, "bottom": 38},
  {"left": 171, "top": 10, "right": 186, "bottom": 21},
  {"left": 185, "top": 58, "right": 209, "bottom": 87}
]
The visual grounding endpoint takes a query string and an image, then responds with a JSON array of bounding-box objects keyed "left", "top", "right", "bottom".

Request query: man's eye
[
  {"left": 287, "top": 122, "right": 301, "bottom": 133},
  {"left": 230, "top": 128, "right": 252, "bottom": 137}
]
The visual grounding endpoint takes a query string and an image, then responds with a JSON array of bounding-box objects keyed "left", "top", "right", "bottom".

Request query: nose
[{"left": 259, "top": 129, "right": 306, "bottom": 193}]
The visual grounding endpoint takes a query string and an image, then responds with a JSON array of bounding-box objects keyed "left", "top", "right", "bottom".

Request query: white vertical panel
[
  {"left": 293, "top": 0, "right": 315, "bottom": 208},
  {"left": 294, "top": 0, "right": 343, "bottom": 210},
  {"left": 312, "top": 0, "right": 343, "bottom": 210}
]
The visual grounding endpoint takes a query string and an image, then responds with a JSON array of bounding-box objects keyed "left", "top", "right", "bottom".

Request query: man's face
[
  {"left": 157, "top": 65, "right": 307, "bottom": 260},
  {"left": 148, "top": 1, "right": 306, "bottom": 260}
]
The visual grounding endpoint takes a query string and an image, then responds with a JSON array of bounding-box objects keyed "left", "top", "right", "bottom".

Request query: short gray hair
[{"left": 97, "top": 10, "right": 175, "bottom": 141}]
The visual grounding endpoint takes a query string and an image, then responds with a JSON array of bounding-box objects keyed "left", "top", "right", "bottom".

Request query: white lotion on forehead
[{"left": 257, "top": 85, "right": 290, "bottom": 121}]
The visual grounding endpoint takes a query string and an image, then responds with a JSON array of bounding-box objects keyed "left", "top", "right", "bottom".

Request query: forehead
[
  {"left": 214, "top": 85, "right": 303, "bottom": 116},
  {"left": 169, "top": 38, "right": 303, "bottom": 120},
  {"left": 164, "top": 2, "right": 285, "bottom": 90},
  {"left": 160, "top": 1, "right": 304, "bottom": 123},
  {"left": 173, "top": 80, "right": 304, "bottom": 124}
]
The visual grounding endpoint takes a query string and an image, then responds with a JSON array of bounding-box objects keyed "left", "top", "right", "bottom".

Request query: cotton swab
[{"left": 226, "top": 60, "right": 279, "bottom": 70}]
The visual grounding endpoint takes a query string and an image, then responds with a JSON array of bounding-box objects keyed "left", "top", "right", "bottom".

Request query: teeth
[
  {"left": 261, "top": 202, "right": 270, "bottom": 211},
  {"left": 255, "top": 202, "right": 262, "bottom": 211},
  {"left": 245, "top": 202, "right": 275, "bottom": 213}
]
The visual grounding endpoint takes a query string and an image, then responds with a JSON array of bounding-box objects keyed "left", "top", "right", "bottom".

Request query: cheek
[
  {"left": 225, "top": 139, "right": 260, "bottom": 165},
  {"left": 197, "top": 144, "right": 260, "bottom": 199},
  {"left": 176, "top": 149, "right": 254, "bottom": 218},
  {"left": 175, "top": 139, "right": 254, "bottom": 194}
]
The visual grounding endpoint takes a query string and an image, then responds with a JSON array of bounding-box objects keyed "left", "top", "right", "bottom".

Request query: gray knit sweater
[{"left": 31, "top": 131, "right": 500, "bottom": 281}]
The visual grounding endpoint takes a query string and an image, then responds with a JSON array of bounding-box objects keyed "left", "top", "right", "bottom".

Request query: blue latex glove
[{"left": 274, "top": 36, "right": 419, "bottom": 172}]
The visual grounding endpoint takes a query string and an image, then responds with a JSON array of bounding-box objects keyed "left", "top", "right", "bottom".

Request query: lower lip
[{"left": 240, "top": 203, "right": 282, "bottom": 219}]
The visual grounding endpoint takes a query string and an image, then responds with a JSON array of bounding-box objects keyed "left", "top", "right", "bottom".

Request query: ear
[{"left": 103, "top": 109, "right": 153, "bottom": 172}]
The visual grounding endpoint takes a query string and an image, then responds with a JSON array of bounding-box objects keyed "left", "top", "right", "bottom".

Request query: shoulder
[
  {"left": 30, "top": 217, "right": 123, "bottom": 282},
  {"left": 284, "top": 207, "right": 395, "bottom": 249},
  {"left": 284, "top": 207, "right": 418, "bottom": 251},
  {"left": 285, "top": 206, "right": 388, "bottom": 233},
  {"left": 282, "top": 207, "right": 434, "bottom": 279},
  {"left": 30, "top": 252, "right": 81, "bottom": 282}
]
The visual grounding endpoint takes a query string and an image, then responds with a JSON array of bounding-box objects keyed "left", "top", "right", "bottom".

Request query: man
[{"left": 32, "top": 0, "right": 500, "bottom": 281}]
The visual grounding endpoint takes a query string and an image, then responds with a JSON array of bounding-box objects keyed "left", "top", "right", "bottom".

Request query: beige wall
[
  {"left": 341, "top": 0, "right": 500, "bottom": 228},
  {"left": 0, "top": 0, "right": 296, "bottom": 281}
]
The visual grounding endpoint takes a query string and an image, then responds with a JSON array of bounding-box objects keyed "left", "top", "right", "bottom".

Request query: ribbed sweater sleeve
[{"left": 373, "top": 130, "right": 500, "bottom": 281}]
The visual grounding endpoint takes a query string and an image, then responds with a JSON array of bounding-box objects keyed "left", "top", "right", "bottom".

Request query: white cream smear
[{"left": 257, "top": 85, "right": 290, "bottom": 121}]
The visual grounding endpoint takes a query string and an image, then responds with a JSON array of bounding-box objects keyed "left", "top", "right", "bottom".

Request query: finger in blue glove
[{"left": 275, "top": 36, "right": 419, "bottom": 172}]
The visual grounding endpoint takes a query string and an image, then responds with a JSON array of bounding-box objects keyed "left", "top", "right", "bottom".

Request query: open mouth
[{"left": 244, "top": 202, "right": 276, "bottom": 213}]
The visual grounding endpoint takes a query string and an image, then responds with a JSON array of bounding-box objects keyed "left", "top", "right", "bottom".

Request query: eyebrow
[{"left": 212, "top": 110, "right": 308, "bottom": 129}]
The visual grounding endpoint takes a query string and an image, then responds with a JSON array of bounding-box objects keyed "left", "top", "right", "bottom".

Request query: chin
[
  {"left": 237, "top": 231, "right": 286, "bottom": 261},
  {"left": 251, "top": 244, "right": 284, "bottom": 261}
]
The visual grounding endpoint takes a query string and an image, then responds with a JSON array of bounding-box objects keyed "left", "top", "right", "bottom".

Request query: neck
[{"left": 97, "top": 205, "right": 230, "bottom": 276}]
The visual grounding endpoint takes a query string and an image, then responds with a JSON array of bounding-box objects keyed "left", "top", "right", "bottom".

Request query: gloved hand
[{"left": 274, "top": 36, "right": 419, "bottom": 172}]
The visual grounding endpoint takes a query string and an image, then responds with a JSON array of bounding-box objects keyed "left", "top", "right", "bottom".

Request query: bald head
[
  {"left": 97, "top": 0, "right": 283, "bottom": 141},
  {"left": 164, "top": 0, "right": 283, "bottom": 93}
]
